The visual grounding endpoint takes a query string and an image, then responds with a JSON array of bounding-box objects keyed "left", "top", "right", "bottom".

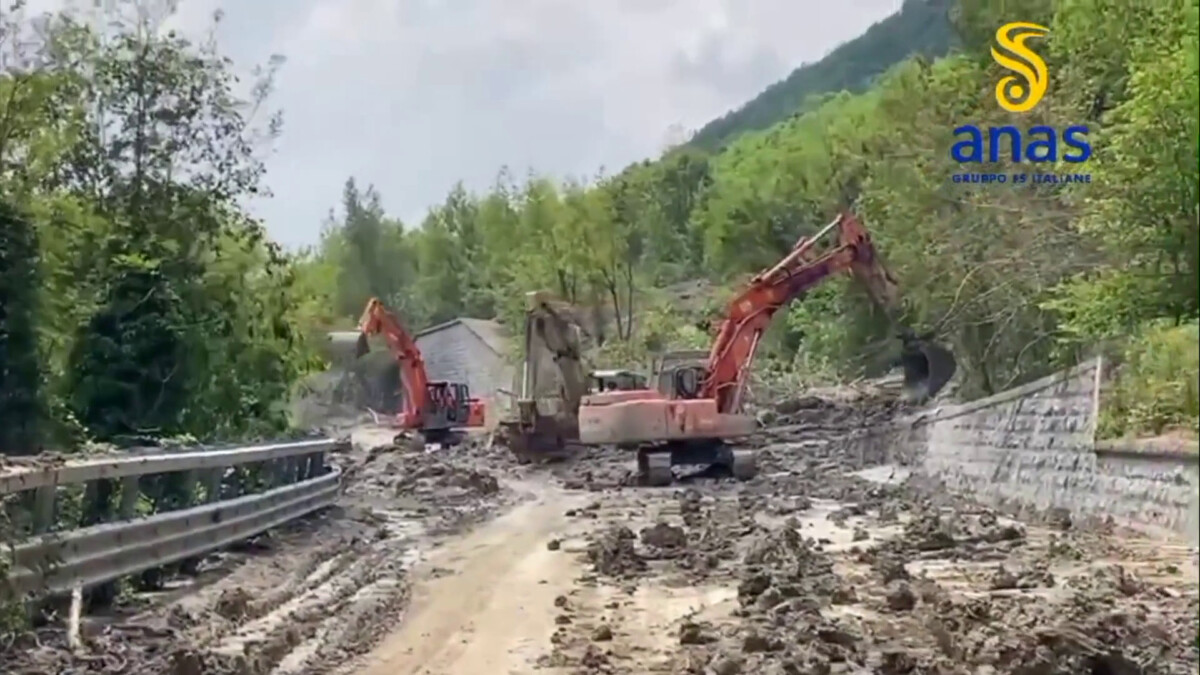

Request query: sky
[{"left": 22, "top": 0, "right": 905, "bottom": 248}]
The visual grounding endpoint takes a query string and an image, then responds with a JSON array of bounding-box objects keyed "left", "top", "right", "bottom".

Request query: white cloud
[{"left": 12, "top": 0, "right": 905, "bottom": 247}]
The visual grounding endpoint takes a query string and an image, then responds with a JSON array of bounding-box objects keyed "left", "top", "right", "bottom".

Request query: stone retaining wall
[{"left": 849, "top": 358, "right": 1199, "bottom": 545}]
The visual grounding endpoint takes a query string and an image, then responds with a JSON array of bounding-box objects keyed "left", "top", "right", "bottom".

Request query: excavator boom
[
  {"left": 357, "top": 297, "right": 486, "bottom": 445},
  {"left": 577, "top": 211, "right": 956, "bottom": 485},
  {"left": 702, "top": 211, "right": 954, "bottom": 412},
  {"left": 357, "top": 297, "right": 429, "bottom": 428}
]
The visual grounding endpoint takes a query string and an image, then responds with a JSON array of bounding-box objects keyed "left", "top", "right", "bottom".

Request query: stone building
[{"left": 414, "top": 318, "right": 514, "bottom": 425}]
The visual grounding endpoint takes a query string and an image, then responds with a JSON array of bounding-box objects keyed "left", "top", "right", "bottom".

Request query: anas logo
[
  {"left": 991, "top": 22, "right": 1049, "bottom": 113},
  {"left": 948, "top": 21, "right": 1092, "bottom": 184}
]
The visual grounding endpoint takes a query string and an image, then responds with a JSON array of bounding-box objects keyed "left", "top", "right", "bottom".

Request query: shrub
[{"left": 1098, "top": 319, "right": 1200, "bottom": 439}]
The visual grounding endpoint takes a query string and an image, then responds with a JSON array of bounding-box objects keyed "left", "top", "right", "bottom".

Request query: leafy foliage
[
  {"left": 66, "top": 253, "right": 188, "bottom": 441},
  {"left": 0, "top": 2, "right": 309, "bottom": 450},
  {"left": 309, "top": 0, "right": 1197, "bottom": 435},
  {"left": 1098, "top": 320, "right": 1200, "bottom": 439},
  {"left": 1, "top": 0, "right": 1195, "bottom": 459},
  {"left": 0, "top": 202, "right": 42, "bottom": 454}
]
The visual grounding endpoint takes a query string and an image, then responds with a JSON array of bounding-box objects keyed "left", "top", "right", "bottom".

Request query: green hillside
[
  {"left": 4, "top": 0, "right": 1191, "bottom": 459},
  {"left": 687, "top": 0, "right": 957, "bottom": 152}
]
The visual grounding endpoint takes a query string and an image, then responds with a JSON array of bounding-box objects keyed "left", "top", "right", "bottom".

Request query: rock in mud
[
  {"left": 740, "top": 629, "right": 783, "bottom": 653},
  {"left": 214, "top": 587, "right": 254, "bottom": 622},
  {"left": 709, "top": 653, "right": 745, "bottom": 675},
  {"left": 989, "top": 563, "right": 1055, "bottom": 590},
  {"left": 579, "top": 644, "right": 613, "bottom": 671},
  {"left": 678, "top": 620, "right": 717, "bottom": 645},
  {"left": 586, "top": 525, "right": 647, "bottom": 577},
  {"left": 885, "top": 582, "right": 916, "bottom": 612},
  {"left": 639, "top": 521, "right": 687, "bottom": 550},
  {"left": 591, "top": 624, "right": 613, "bottom": 641}
]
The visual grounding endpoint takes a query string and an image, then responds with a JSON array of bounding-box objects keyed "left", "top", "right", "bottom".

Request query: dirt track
[{"left": 4, "top": 397, "right": 1198, "bottom": 675}]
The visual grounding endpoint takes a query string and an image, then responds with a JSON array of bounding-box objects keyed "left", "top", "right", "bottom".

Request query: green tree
[
  {"left": 66, "top": 252, "right": 187, "bottom": 440},
  {"left": 0, "top": 203, "right": 43, "bottom": 453}
]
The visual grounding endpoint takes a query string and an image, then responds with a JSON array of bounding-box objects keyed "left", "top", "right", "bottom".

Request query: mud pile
[
  {"left": 550, "top": 445, "right": 637, "bottom": 491},
  {"left": 342, "top": 439, "right": 513, "bottom": 536},
  {"left": 586, "top": 525, "right": 647, "bottom": 578},
  {"left": 540, "top": 385, "right": 1198, "bottom": 675},
  {"left": 754, "top": 382, "right": 910, "bottom": 431}
]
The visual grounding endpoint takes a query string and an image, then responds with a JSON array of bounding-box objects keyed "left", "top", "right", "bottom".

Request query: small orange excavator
[
  {"left": 356, "top": 297, "right": 486, "bottom": 446},
  {"left": 577, "top": 211, "right": 957, "bottom": 485}
]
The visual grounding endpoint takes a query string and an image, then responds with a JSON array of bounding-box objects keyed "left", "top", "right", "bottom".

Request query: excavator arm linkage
[
  {"left": 578, "top": 211, "right": 957, "bottom": 456},
  {"left": 702, "top": 210, "right": 956, "bottom": 411},
  {"left": 357, "top": 297, "right": 485, "bottom": 441}
]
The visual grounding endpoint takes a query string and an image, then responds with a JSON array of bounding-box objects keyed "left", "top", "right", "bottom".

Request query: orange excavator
[
  {"left": 356, "top": 297, "right": 486, "bottom": 446},
  {"left": 577, "top": 211, "right": 957, "bottom": 486}
]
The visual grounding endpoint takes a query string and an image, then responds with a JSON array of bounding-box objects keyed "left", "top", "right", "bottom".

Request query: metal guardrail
[{"left": 1, "top": 438, "right": 342, "bottom": 599}]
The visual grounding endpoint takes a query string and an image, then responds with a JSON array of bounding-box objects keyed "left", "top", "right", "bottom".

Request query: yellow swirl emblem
[{"left": 991, "top": 22, "right": 1049, "bottom": 113}]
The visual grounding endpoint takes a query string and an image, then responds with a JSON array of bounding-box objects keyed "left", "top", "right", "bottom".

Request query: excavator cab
[
  {"left": 589, "top": 369, "right": 646, "bottom": 393},
  {"left": 423, "top": 381, "right": 472, "bottom": 429},
  {"left": 651, "top": 350, "right": 711, "bottom": 400}
]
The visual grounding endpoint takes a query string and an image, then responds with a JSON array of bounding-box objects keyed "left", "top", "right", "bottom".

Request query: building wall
[{"left": 415, "top": 321, "right": 515, "bottom": 426}]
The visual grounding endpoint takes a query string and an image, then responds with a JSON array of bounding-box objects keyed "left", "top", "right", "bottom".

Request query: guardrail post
[
  {"left": 119, "top": 475, "right": 140, "bottom": 518},
  {"left": 203, "top": 468, "right": 223, "bottom": 503},
  {"left": 306, "top": 452, "right": 324, "bottom": 480},
  {"left": 32, "top": 484, "right": 56, "bottom": 534},
  {"left": 176, "top": 468, "right": 204, "bottom": 575},
  {"left": 179, "top": 469, "right": 199, "bottom": 506},
  {"left": 270, "top": 459, "right": 289, "bottom": 487}
]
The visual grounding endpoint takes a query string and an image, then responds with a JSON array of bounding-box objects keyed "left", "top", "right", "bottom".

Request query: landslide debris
[{"left": 540, "top": 384, "right": 1199, "bottom": 675}]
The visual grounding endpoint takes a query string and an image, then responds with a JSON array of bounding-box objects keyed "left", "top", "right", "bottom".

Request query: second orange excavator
[
  {"left": 356, "top": 297, "right": 486, "bottom": 446},
  {"left": 577, "top": 211, "right": 957, "bottom": 485}
]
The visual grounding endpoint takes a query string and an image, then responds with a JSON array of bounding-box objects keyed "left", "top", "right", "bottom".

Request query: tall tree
[{"left": 0, "top": 203, "right": 42, "bottom": 453}]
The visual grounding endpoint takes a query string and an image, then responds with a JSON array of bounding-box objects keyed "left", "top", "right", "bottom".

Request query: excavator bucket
[
  {"left": 897, "top": 338, "right": 957, "bottom": 402},
  {"left": 322, "top": 330, "right": 401, "bottom": 414},
  {"left": 355, "top": 332, "right": 370, "bottom": 360}
]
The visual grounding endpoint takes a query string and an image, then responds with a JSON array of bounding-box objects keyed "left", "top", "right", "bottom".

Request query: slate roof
[{"left": 415, "top": 317, "right": 510, "bottom": 357}]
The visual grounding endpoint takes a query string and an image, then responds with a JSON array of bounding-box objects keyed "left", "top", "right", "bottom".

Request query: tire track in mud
[
  {"left": 350, "top": 484, "right": 590, "bottom": 675},
  {"left": 0, "top": 429, "right": 519, "bottom": 675}
]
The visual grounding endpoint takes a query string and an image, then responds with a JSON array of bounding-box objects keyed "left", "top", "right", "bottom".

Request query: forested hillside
[
  {"left": 1, "top": 0, "right": 1196, "bottom": 458},
  {"left": 308, "top": 0, "right": 1198, "bottom": 437},
  {"left": 687, "top": 0, "right": 958, "bottom": 151}
]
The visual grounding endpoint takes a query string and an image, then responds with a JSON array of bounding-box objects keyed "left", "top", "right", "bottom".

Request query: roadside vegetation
[
  {"left": 308, "top": 0, "right": 1198, "bottom": 436},
  {"left": 1, "top": 0, "right": 1196, "bottom": 459},
  {"left": 0, "top": 0, "right": 1195, "bottom": 644}
]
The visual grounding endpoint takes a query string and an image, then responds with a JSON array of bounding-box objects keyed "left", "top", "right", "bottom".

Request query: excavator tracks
[{"left": 634, "top": 444, "right": 758, "bottom": 487}]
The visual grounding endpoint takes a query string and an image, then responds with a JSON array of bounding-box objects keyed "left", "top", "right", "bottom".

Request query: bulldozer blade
[{"left": 899, "top": 339, "right": 957, "bottom": 402}]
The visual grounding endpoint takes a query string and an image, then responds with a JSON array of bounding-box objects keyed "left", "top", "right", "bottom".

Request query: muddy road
[
  {"left": 353, "top": 435, "right": 1199, "bottom": 675},
  {"left": 4, "top": 397, "right": 1198, "bottom": 675}
]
